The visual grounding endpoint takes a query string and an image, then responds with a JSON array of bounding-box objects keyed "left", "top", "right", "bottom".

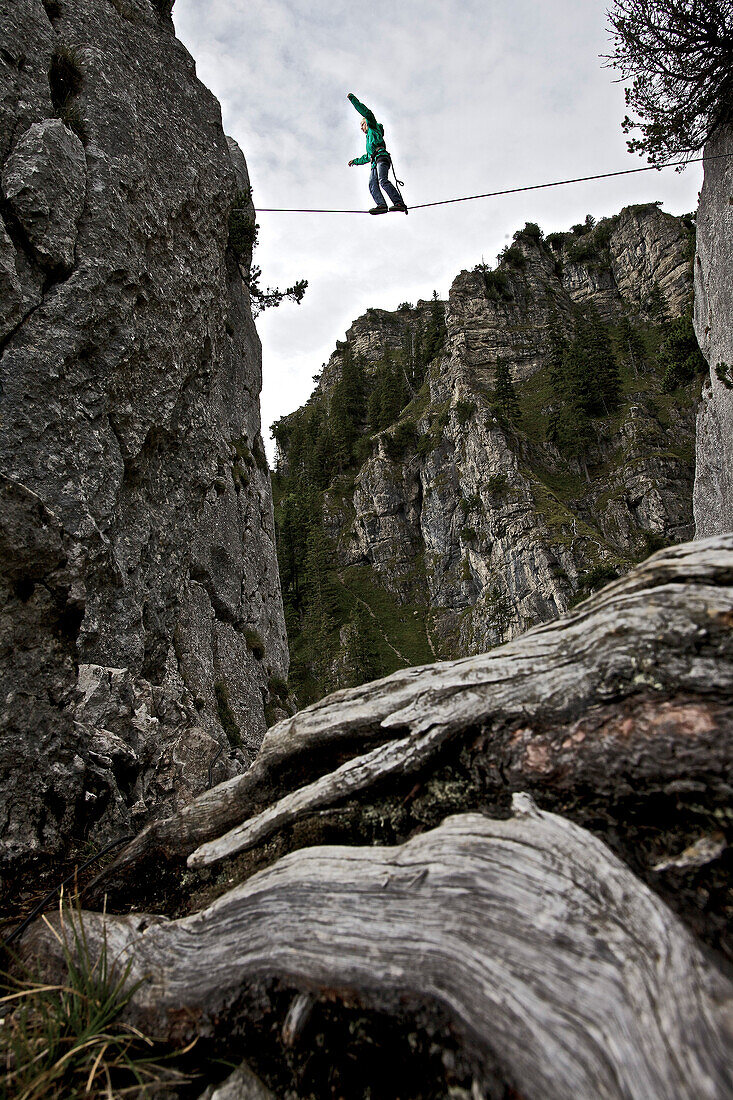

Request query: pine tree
[
  {"left": 493, "top": 359, "right": 522, "bottom": 427},
  {"left": 379, "top": 352, "right": 408, "bottom": 429},
  {"left": 343, "top": 605, "right": 383, "bottom": 688},
  {"left": 421, "top": 292, "right": 447, "bottom": 368},
  {"left": 302, "top": 523, "right": 339, "bottom": 697},
  {"left": 546, "top": 310, "right": 568, "bottom": 393},
  {"left": 407, "top": 322, "right": 423, "bottom": 390},
  {"left": 585, "top": 308, "right": 622, "bottom": 414},
  {"left": 645, "top": 282, "right": 669, "bottom": 327},
  {"left": 367, "top": 379, "right": 383, "bottom": 434},
  {"left": 547, "top": 338, "right": 594, "bottom": 480},
  {"left": 659, "top": 312, "right": 708, "bottom": 391},
  {"left": 400, "top": 329, "right": 413, "bottom": 391},
  {"left": 329, "top": 348, "right": 367, "bottom": 471},
  {"left": 309, "top": 419, "right": 336, "bottom": 489},
  {"left": 617, "top": 314, "right": 647, "bottom": 377}
]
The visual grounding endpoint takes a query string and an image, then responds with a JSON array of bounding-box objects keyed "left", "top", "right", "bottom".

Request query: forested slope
[{"left": 272, "top": 204, "right": 705, "bottom": 705}]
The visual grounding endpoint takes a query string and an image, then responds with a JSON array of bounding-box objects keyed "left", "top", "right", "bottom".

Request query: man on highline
[{"left": 347, "top": 93, "right": 408, "bottom": 215}]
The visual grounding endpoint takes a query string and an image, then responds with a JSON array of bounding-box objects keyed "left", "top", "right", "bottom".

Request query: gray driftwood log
[
  {"left": 25, "top": 798, "right": 733, "bottom": 1100},
  {"left": 100, "top": 535, "right": 733, "bottom": 886}
]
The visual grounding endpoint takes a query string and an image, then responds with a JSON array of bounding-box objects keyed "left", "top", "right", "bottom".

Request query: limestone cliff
[
  {"left": 693, "top": 119, "right": 733, "bottom": 536},
  {"left": 274, "top": 204, "right": 701, "bottom": 700},
  {"left": 0, "top": 0, "right": 287, "bottom": 878}
]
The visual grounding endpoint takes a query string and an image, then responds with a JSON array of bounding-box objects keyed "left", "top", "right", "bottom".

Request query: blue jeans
[{"left": 369, "top": 157, "right": 402, "bottom": 207}]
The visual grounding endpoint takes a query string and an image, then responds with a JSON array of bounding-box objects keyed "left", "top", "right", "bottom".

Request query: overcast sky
[{"left": 172, "top": 0, "right": 702, "bottom": 458}]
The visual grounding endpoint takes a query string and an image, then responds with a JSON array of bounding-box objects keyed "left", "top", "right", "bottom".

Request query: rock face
[
  {"left": 0, "top": 0, "right": 287, "bottom": 877},
  {"left": 275, "top": 205, "right": 699, "bottom": 693},
  {"left": 693, "top": 120, "right": 733, "bottom": 536}
]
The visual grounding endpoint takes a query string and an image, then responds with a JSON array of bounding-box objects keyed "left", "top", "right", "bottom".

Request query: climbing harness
[{"left": 255, "top": 151, "right": 732, "bottom": 214}]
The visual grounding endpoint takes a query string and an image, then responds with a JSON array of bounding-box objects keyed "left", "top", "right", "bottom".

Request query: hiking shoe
[
  {"left": 369, "top": 205, "right": 388, "bottom": 215},
  {"left": 390, "top": 201, "right": 408, "bottom": 213}
]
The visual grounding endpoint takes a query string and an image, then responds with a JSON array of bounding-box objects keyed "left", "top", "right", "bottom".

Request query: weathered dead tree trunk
[
  {"left": 19, "top": 537, "right": 733, "bottom": 1096},
  {"left": 25, "top": 797, "right": 733, "bottom": 1100},
  {"left": 96, "top": 537, "right": 733, "bottom": 922}
]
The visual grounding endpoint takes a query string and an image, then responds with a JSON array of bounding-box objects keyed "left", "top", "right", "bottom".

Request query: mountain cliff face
[
  {"left": 0, "top": 0, "right": 286, "bottom": 879},
  {"left": 274, "top": 204, "right": 703, "bottom": 703},
  {"left": 693, "top": 119, "right": 733, "bottom": 536}
]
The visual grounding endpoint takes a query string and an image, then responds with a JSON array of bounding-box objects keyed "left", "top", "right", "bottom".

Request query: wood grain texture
[
  {"left": 98, "top": 535, "right": 733, "bottom": 885},
  {"left": 26, "top": 798, "right": 733, "bottom": 1100}
]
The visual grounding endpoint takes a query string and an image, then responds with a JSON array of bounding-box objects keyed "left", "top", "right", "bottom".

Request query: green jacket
[{"left": 348, "top": 93, "right": 389, "bottom": 165}]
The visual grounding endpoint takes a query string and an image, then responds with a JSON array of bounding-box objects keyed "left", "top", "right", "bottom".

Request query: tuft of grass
[
  {"left": 243, "top": 629, "right": 266, "bottom": 661},
  {"left": 106, "top": 0, "right": 139, "bottom": 21},
  {"left": 267, "top": 675, "right": 289, "bottom": 701},
  {"left": 213, "top": 681, "right": 242, "bottom": 747},
  {"left": 49, "top": 45, "right": 83, "bottom": 111},
  {"left": 1, "top": 895, "right": 192, "bottom": 1099},
  {"left": 48, "top": 46, "right": 86, "bottom": 142},
  {"left": 252, "top": 435, "right": 269, "bottom": 473}
]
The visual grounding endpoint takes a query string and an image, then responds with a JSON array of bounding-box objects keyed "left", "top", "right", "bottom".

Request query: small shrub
[
  {"left": 499, "top": 245, "right": 526, "bottom": 269},
  {"left": 481, "top": 268, "right": 512, "bottom": 301},
  {"left": 454, "top": 399, "right": 477, "bottom": 425},
  {"left": 233, "top": 437, "right": 256, "bottom": 468},
  {"left": 545, "top": 232, "right": 566, "bottom": 251},
  {"left": 460, "top": 527, "right": 477, "bottom": 542},
  {"left": 485, "top": 473, "right": 508, "bottom": 498},
  {"left": 641, "top": 531, "right": 669, "bottom": 556},
  {"left": 460, "top": 492, "right": 483, "bottom": 515},
  {"left": 416, "top": 432, "right": 437, "bottom": 457},
  {"left": 268, "top": 675, "right": 289, "bottom": 700},
  {"left": 232, "top": 463, "right": 250, "bottom": 489},
  {"left": 715, "top": 361, "right": 732, "bottom": 389},
  {"left": 578, "top": 563, "right": 619, "bottom": 594},
  {"left": 566, "top": 236, "right": 598, "bottom": 264},
  {"left": 243, "top": 628, "right": 266, "bottom": 660},
  {"left": 592, "top": 216, "right": 619, "bottom": 250},
  {"left": 228, "top": 189, "right": 258, "bottom": 259},
  {"left": 513, "top": 221, "right": 543, "bottom": 244},
  {"left": 383, "top": 420, "right": 417, "bottom": 462}
]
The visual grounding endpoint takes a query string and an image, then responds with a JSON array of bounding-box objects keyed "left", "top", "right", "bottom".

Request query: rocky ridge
[
  {"left": 0, "top": 0, "right": 286, "bottom": 881},
  {"left": 693, "top": 119, "right": 733, "bottom": 536},
  {"left": 274, "top": 203, "right": 700, "bottom": 697}
]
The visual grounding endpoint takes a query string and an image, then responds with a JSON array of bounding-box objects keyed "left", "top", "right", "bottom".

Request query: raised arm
[{"left": 347, "top": 92, "right": 377, "bottom": 129}]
